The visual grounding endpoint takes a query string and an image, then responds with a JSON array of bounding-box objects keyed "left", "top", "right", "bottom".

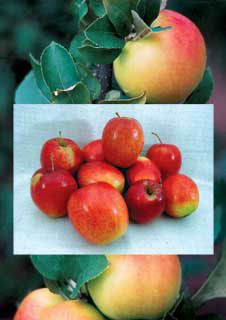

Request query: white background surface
[{"left": 14, "top": 104, "right": 214, "bottom": 254}]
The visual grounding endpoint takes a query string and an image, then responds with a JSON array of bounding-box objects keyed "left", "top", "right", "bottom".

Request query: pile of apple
[{"left": 31, "top": 114, "right": 199, "bottom": 245}]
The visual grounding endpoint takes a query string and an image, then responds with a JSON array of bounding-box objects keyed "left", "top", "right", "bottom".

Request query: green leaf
[
  {"left": 78, "top": 43, "right": 121, "bottom": 64},
  {"left": 184, "top": 67, "right": 214, "bottom": 104},
  {"left": 101, "top": 92, "right": 147, "bottom": 104},
  {"left": 41, "top": 41, "right": 79, "bottom": 92},
  {"left": 172, "top": 291, "right": 196, "bottom": 320},
  {"left": 214, "top": 206, "right": 223, "bottom": 241},
  {"left": 132, "top": 10, "right": 151, "bottom": 35},
  {"left": 70, "top": 32, "right": 90, "bottom": 65},
  {"left": 29, "top": 54, "right": 51, "bottom": 100},
  {"left": 192, "top": 241, "right": 226, "bottom": 308},
  {"left": 31, "top": 255, "right": 109, "bottom": 299},
  {"left": 75, "top": 63, "right": 101, "bottom": 100},
  {"left": 15, "top": 71, "right": 51, "bottom": 104},
  {"left": 103, "top": 0, "right": 137, "bottom": 37},
  {"left": 105, "top": 90, "right": 121, "bottom": 101},
  {"left": 85, "top": 15, "right": 125, "bottom": 49},
  {"left": 89, "top": 0, "right": 106, "bottom": 17},
  {"left": 71, "top": 0, "right": 88, "bottom": 26},
  {"left": 136, "top": 0, "right": 161, "bottom": 25},
  {"left": 52, "top": 82, "right": 91, "bottom": 104}
]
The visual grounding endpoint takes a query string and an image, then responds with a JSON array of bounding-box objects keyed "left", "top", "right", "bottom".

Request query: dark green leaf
[
  {"left": 184, "top": 67, "right": 214, "bottom": 104},
  {"left": 192, "top": 241, "right": 226, "bottom": 308},
  {"left": 89, "top": 0, "right": 106, "bottom": 17},
  {"left": 15, "top": 71, "right": 51, "bottom": 104},
  {"left": 71, "top": 0, "right": 88, "bottom": 26},
  {"left": 29, "top": 54, "right": 51, "bottom": 100},
  {"left": 101, "top": 92, "right": 147, "bottom": 104},
  {"left": 85, "top": 15, "right": 125, "bottom": 49},
  {"left": 75, "top": 63, "right": 101, "bottom": 100},
  {"left": 103, "top": 0, "right": 137, "bottom": 37},
  {"left": 70, "top": 32, "right": 90, "bottom": 65},
  {"left": 41, "top": 41, "right": 79, "bottom": 92},
  {"left": 52, "top": 82, "right": 91, "bottom": 104},
  {"left": 172, "top": 291, "right": 196, "bottom": 320},
  {"left": 136, "top": 0, "right": 161, "bottom": 25},
  {"left": 31, "top": 256, "right": 64, "bottom": 280},
  {"left": 132, "top": 10, "right": 151, "bottom": 36},
  {"left": 78, "top": 43, "right": 121, "bottom": 64},
  {"left": 44, "top": 279, "right": 69, "bottom": 300},
  {"left": 214, "top": 206, "right": 223, "bottom": 241}
]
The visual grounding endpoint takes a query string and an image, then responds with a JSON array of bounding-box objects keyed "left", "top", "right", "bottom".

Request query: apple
[
  {"left": 40, "top": 300, "right": 106, "bottom": 320},
  {"left": 102, "top": 114, "right": 144, "bottom": 168},
  {"left": 125, "top": 180, "right": 165, "bottom": 224},
  {"left": 163, "top": 173, "right": 199, "bottom": 218},
  {"left": 88, "top": 255, "right": 181, "bottom": 320},
  {"left": 126, "top": 156, "right": 161, "bottom": 185},
  {"left": 31, "top": 168, "right": 77, "bottom": 217},
  {"left": 40, "top": 133, "right": 83, "bottom": 174},
  {"left": 146, "top": 132, "right": 182, "bottom": 178},
  {"left": 14, "top": 288, "right": 64, "bottom": 320},
  {"left": 82, "top": 139, "right": 104, "bottom": 162},
  {"left": 77, "top": 161, "right": 125, "bottom": 193},
  {"left": 114, "top": 9, "right": 206, "bottom": 103},
  {"left": 67, "top": 182, "right": 129, "bottom": 245}
]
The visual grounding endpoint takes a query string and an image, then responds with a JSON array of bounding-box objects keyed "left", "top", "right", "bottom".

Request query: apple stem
[
  {"left": 151, "top": 132, "right": 163, "bottom": 144},
  {"left": 115, "top": 112, "right": 121, "bottom": 118},
  {"left": 59, "top": 131, "right": 62, "bottom": 138},
  {"left": 50, "top": 154, "right": 55, "bottom": 172}
]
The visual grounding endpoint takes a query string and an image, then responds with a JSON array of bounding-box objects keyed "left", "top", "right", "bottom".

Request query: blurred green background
[{"left": 0, "top": 0, "right": 226, "bottom": 318}]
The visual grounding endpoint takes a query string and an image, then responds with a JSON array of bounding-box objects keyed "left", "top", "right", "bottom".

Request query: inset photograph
[{"left": 14, "top": 104, "right": 213, "bottom": 254}]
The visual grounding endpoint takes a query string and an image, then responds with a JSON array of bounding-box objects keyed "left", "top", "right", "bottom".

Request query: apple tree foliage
[{"left": 15, "top": 0, "right": 213, "bottom": 105}]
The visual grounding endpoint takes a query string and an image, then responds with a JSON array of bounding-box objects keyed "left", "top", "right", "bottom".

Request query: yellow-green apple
[
  {"left": 82, "top": 139, "right": 105, "bottom": 162},
  {"left": 102, "top": 115, "right": 144, "bottom": 168},
  {"left": 163, "top": 173, "right": 199, "bottom": 218},
  {"left": 14, "top": 288, "right": 64, "bottom": 320},
  {"left": 40, "top": 135, "right": 83, "bottom": 174},
  {"left": 88, "top": 255, "right": 182, "bottom": 320},
  {"left": 125, "top": 180, "right": 165, "bottom": 223},
  {"left": 114, "top": 9, "right": 206, "bottom": 103},
  {"left": 126, "top": 156, "right": 161, "bottom": 185},
  {"left": 146, "top": 133, "right": 182, "bottom": 179},
  {"left": 40, "top": 300, "right": 106, "bottom": 320},
  {"left": 31, "top": 168, "right": 77, "bottom": 217},
  {"left": 77, "top": 161, "right": 125, "bottom": 193},
  {"left": 67, "top": 182, "right": 129, "bottom": 245}
]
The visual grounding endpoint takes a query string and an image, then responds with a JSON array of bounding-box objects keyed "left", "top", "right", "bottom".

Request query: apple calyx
[{"left": 151, "top": 132, "right": 163, "bottom": 144}]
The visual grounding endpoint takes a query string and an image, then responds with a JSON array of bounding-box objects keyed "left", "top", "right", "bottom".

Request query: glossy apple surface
[
  {"left": 40, "top": 136, "right": 83, "bottom": 174},
  {"left": 82, "top": 139, "right": 104, "bottom": 162},
  {"left": 126, "top": 156, "right": 161, "bottom": 185},
  {"left": 31, "top": 168, "right": 77, "bottom": 217},
  {"left": 125, "top": 180, "right": 165, "bottom": 224},
  {"left": 163, "top": 173, "right": 199, "bottom": 218},
  {"left": 114, "top": 9, "right": 206, "bottom": 103},
  {"left": 14, "top": 288, "right": 64, "bottom": 320},
  {"left": 68, "top": 182, "right": 129, "bottom": 245},
  {"left": 77, "top": 161, "right": 125, "bottom": 193},
  {"left": 102, "top": 116, "right": 144, "bottom": 168},
  {"left": 88, "top": 255, "right": 181, "bottom": 320}
]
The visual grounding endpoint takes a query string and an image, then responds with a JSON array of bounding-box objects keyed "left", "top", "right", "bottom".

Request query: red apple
[
  {"left": 163, "top": 173, "right": 199, "bottom": 218},
  {"left": 82, "top": 139, "right": 104, "bottom": 162},
  {"left": 125, "top": 180, "right": 165, "bottom": 224},
  {"left": 102, "top": 114, "right": 144, "bottom": 168},
  {"left": 31, "top": 168, "right": 77, "bottom": 217},
  {"left": 77, "top": 161, "right": 125, "bottom": 193},
  {"left": 126, "top": 156, "right": 161, "bottom": 185},
  {"left": 146, "top": 132, "right": 182, "bottom": 178},
  {"left": 40, "top": 133, "right": 83, "bottom": 174},
  {"left": 68, "top": 182, "right": 129, "bottom": 245}
]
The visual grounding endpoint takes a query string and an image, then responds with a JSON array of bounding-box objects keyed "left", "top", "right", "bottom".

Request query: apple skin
[
  {"left": 77, "top": 161, "right": 125, "bottom": 193},
  {"left": 125, "top": 180, "right": 165, "bottom": 224},
  {"left": 163, "top": 173, "right": 199, "bottom": 218},
  {"left": 40, "top": 300, "right": 106, "bottom": 320},
  {"left": 88, "top": 255, "right": 181, "bottom": 320},
  {"left": 146, "top": 143, "right": 182, "bottom": 179},
  {"left": 126, "top": 156, "right": 161, "bottom": 185},
  {"left": 14, "top": 288, "right": 64, "bottom": 320},
  {"left": 68, "top": 182, "right": 129, "bottom": 245},
  {"left": 102, "top": 116, "right": 144, "bottom": 168},
  {"left": 114, "top": 9, "right": 206, "bottom": 103},
  {"left": 31, "top": 168, "right": 77, "bottom": 217},
  {"left": 40, "top": 137, "right": 83, "bottom": 174},
  {"left": 82, "top": 139, "right": 105, "bottom": 162}
]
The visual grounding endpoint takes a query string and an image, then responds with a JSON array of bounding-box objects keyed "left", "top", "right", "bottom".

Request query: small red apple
[
  {"left": 40, "top": 133, "right": 83, "bottom": 174},
  {"left": 82, "top": 139, "right": 104, "bottom": 162},
  {"left": 102, "top": 114, "right": 144, "bottom": 168},
  {"left": 126, "top": 156, "right": 161, "bottom": 185},
  {"left": 146, "top": 132, "right": 182, "bottom": 178},
  {"left": 77, "top": 161, "right": 125, "bottom": 193},
  {"left": 125, "top": 180, "right": 165, "bottom": 224},
  {"left": 68, "top": 182, "right": 129, "bottom": 245},
  {"left": 31, "top": 168, "right": 77, "bottom": 217},
  {"left": 163, "top": 173, "right": 199, "bottom": 218}
]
